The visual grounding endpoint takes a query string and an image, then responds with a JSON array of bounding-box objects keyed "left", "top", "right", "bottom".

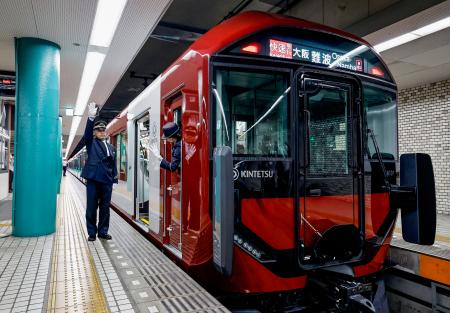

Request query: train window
[
  {"left": 213, "top": 69, "right": 290, "bottom": 157},
  {"left": 0, "top": 101, "right": 9, "bottom": 171},
  {"left": 306, "top": 82, "right": 350, "bottom": 176},
  {"left": 116, "top": 131, "right": 127, "bottom": 181},
  {"left": 136, "top": 115, "right": 150, "bottom": 224},
  {"left": 364, "top": 86, "right": 398, "bottom": 160}
]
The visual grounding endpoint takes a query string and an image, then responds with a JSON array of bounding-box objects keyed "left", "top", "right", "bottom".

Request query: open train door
[
  {"left": 163, "top": 97, "right": 183, "bottom": 257},
  {"left": 297, "top": 70, "right": 365, "bottom": 270}
]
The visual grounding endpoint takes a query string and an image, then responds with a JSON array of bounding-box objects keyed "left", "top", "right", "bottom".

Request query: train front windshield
[
  {"left": 212, "top": 28, "right": 398, "bottom": 269},
  {"left": 214, "top": 69, "right": 291, "bottom": 158}
]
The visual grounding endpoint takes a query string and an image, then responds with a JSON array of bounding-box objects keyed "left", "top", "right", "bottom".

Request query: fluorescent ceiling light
[
  {"left": 74, "top": 51, "right": 106, "bottom": 116},
  {"left": 412, "top": 16, "right": 450, "bottom": 36},
  {"left": 374, "top": 15, "right": 450, "bottom": 53},
  {"left": 66, "top": 0, "right": 128, "bottom": 157},
  {"left": 89, "top": 0, "right": 128, "bottom": 47},
  {"left": 374, "top": 33, "right": 419, "bottom": 53}
]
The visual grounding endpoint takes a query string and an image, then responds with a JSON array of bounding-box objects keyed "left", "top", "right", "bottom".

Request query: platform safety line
[
  {"left": 46, "top": 180, "right": 64, "bottom": 312},
  {"left": 67, "top": 177, "right": 110, "bottom": 312},
  {"left": 68, "top": 177, "right": 118, "bottom": 312},
  {"left": 46, "top": 178, "right": 109, "bottom": 313}
]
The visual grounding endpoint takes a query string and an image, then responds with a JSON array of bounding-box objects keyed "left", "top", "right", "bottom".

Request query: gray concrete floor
[{"left": 0, "top": 195, "right": 12, "bottom": 221}]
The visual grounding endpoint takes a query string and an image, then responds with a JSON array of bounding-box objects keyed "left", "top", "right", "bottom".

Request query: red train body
[{"left": 70, "top": 11, "right": 436, "bottom": 312}]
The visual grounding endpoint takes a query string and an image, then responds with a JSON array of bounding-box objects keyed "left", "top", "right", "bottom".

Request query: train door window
[
  {"left": 136, "top": 115, "right": 150, "bottom": 226},
  {"left": 173, "top": 107, "right": 182, "bottom": 127},
  {"left": 300, "top": 77, "right": 362, "bottom": 268},
  {"left": 213, "top": 68, "right": 290, "bottom": 157},
  {"left": 306, "top": 82, "right": 350, "bottom": 176}
]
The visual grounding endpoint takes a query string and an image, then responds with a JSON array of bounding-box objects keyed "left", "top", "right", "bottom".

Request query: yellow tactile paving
[
  {"left": 47, "top": 179, "right": 109, "bottom": 313},
  {"left": 0, "top": 220, "right": 12, "bottom": 238}
]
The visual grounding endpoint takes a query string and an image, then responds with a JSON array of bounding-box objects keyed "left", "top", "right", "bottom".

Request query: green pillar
[{"left": 13, "top": 38, "right": 60, "bottom": 237}]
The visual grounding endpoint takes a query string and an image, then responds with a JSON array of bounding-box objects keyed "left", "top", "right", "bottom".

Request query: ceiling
[
  {"left": 0, "top": 0, "right": 172, "bottom": 153},
  {"left": 1, "top": 0, "right": 450, "bottom": 157},
  {"left": 97, "top": 0, "right": 450, "bottom": 129},
  {"left": 363, "top": 0, "right": 450, "bottom": 89}
]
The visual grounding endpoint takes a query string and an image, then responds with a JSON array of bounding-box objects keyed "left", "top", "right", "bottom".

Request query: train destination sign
[
  {"left": 269, "top": 39, "right": 363, "bottom": 72},
  {"left": 0, "top": 74, "right": 16, "bottom": 96}
]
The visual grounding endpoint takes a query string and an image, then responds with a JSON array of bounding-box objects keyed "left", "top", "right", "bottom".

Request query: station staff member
[
  {"left": 81, "top": 103, "right": 118, "bottom": 241},
  {"left": 150, "top": 122, "right": 182, "bottom": 172},
  {"left": 150, "top": 122, "right": 188, "bottom": 232},
  {"left": 62, "top": 159, "right": 68, "bottom": 176}
]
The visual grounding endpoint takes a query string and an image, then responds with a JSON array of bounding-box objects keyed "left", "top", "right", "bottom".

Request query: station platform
[
  {"left": 386, "top": 214, "right": 450, "bottom": 311},
  {"left": 0, "top": 175, "right": 229, "bottom": 313}
]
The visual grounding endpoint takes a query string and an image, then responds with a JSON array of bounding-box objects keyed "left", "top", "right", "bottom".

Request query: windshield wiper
[{"left": 368, "top": 128, "right": 390, "bottom": 189}]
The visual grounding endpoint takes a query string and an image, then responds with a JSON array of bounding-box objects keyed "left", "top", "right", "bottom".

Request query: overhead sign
[
  {"left": 269, "top": 39, "right": 363, "bottom": 72},
  {"left": 0, "top": 74, "right": 15, "bottom": 95}
]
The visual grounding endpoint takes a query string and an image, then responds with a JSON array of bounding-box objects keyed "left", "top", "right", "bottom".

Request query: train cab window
[
  {"left": 306, "top": 82, "right": 350, "bottom": 176},
  {"left": 213, "top": 69, "right": 290, "bottom": 157},
  {"left": 364, "top": 86, "right": 398, "bottom": 160}
]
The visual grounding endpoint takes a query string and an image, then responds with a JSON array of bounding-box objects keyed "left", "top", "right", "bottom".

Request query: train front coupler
[{"left": 308, "top": 275, "right": 375, "bottom": 313}]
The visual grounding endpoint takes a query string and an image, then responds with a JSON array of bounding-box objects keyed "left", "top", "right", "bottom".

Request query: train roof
[{"left": 162, "top": 11, "right": 374, "bottom": 75}]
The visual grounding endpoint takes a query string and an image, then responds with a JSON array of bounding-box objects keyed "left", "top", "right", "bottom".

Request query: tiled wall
[{"left": 398, "top": 80, "right": 450, "bottom": 214}]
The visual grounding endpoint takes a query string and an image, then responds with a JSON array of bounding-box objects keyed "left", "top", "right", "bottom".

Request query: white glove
[
  {"left": 88, "top": 102, "right": 98, "bottom": 121},
  {"left": 149, "top": 143, "right": 163, "bottom": 161}
]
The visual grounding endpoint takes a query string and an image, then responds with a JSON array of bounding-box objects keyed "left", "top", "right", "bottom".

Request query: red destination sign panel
[{"left": 269, "top": 39, "right": 292, "bottom": 59}]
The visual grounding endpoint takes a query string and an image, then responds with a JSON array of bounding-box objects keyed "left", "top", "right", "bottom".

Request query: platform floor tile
[
  {"left": 0, "top": 234, "right": 53, "bottom": 312},
  {"left": 69, "top": 174, "right": 229, "bottom": 312},
  {"left": 69, "top": 177, "right": 137, "bottom": 313}
]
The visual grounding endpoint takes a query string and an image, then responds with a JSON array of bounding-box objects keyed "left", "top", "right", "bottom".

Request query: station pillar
[{"left": 13, "top": 38, "right": 60, "bottom": 237}]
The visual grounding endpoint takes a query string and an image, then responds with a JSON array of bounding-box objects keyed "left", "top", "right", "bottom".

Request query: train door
[
  {"left": 135, "top": 114, "right": 150, "bottom": 226},
  {"left": 163, "top": 99, "right": 183, "bottom": 255},
  {"left": 298, "top": 73, "right": 364, "bottom": 269}
]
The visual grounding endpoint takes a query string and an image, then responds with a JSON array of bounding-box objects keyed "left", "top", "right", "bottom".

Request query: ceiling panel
[
  {"left": 89, "top": 0, "right": 172, "bottom": 113},
  {"left": 31, "top": 0, "right": 98, "bottom": 141},
  {"left": 387, "top": 61, "right": 428, "bottom": 76},
  {"left": 66, "top": 0, "right": 173, "bottom": 156},
  {"left": 0, "top": 40, "right": 14, "bottom": 71},
  {"left": 402, "top": 43, "right": 450, "bottom": 67},
  {"left": 324, "top": 0, "right": 369, "bottom": 29},
  {"left": 364, "top": 0, "right": 450, "bottom": 44},
  {"left": 379, "top": 27, "right": 450, "bottom": 63},
  {"left": 395, "top": 61, "right": 450, "bottom": 89},
  {"left": 0, "top": 1, "right": 37, "bottom": 40}
]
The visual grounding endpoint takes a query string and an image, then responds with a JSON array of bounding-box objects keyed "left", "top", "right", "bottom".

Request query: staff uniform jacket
[
  {"left": 81, "top": 119, "right": 118, "bottom": 184},
  {"left": 161, "top": 140, "right": 181, "bottom": 172}
]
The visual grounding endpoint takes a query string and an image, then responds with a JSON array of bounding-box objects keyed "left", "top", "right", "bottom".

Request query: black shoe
[
  {"left": 98, "top": 234, "right": 112, "bottom": 240},
  {"left": 88, "top": 235, "right": 96, "bottom": 241}
]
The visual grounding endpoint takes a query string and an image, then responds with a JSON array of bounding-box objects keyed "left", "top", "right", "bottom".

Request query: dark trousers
[
  {"left": 63, "top": 166, "right": 67, "bottom": 176},
  {"left": 9, "top": 170, "right": 13, "bottom": 192},
  {"left": 86, "top": 179, "right": 113, "bottom": 237}
]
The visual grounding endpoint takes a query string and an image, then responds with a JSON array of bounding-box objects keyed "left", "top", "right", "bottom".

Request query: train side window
[{"left": 364, "top": 85, "right": 398, "bottom": 160}]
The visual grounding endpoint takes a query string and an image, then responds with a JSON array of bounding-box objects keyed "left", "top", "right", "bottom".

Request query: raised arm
[
  {"left": 84, "top": 119, "right": 94, "bottom": 145},
  {"left": 84, "top": 102, "right": 98, "bottom": 145}
]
